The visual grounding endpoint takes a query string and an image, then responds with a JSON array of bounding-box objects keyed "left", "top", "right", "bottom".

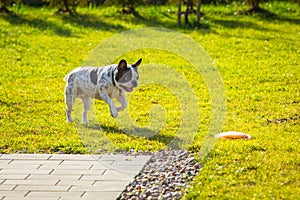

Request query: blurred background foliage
[
  {"left": 1, "top": 0, "right": 299, "bottom": 8},
  {"left": 1, "top": 0, "right": 299, "bottom": 26}
]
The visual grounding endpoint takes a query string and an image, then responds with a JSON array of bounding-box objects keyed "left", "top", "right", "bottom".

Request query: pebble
[{"left": 118, "top": 150, "right": 203, "bottom": 200}]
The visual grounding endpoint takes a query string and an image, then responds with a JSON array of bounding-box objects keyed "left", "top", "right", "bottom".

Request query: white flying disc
[{"left": 215, "top": 131, "right": 251, "bottom": 140}]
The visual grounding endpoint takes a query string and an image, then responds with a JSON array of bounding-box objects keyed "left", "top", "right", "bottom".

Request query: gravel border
[{"left": 118, "top": 150, "right": 203, "bottom": 200}]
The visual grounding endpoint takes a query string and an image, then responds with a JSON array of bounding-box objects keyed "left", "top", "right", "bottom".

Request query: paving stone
[
  {"left": 95, "top": 160, "right": 114, "bottom": 166},
  {"left": 102, "top": 169, "right": 138, "bottom": 177},
  {"left": 34, "top": 164, "right": 59, "bottom": 170},
  {"left": 0, "top": 154, "right": 51, "bottom": 160},
  {"left": 25, "top": 191, "right": 83, "bottom": 198},
  {"left": 27, "top": 174, "right": 81, "bottom": 180},
  {"left": 0, "top": 185, "right": 16, "bottom": 191},
  {"left": 0, "top": 169, "right": 52, "bottom": 175},
  {"left": 0, "top": 191, "right": 27, "bottom": 197},
  {"left": 59, "top": 160, "right": 105, "bottom": 166},
  {"left": 98, "top": 155, "right": 151, "bottom": 173},
  {"left": 1, "top": 164, "right": 40, "bottom": 169},
  {"left": 0, "top": 160, "right": 12, "bottom": 165},
  {"left": 51, "top": 169, "right": 105, "bottom": 175},
  {"left": 14, "top": 185, "right": 70, "bottom": 192},
  {"left": 59, "top": 197, "right": 85, "bottom": 200},
  {"left": 2, "top": 179, "right": 59, "bottom": 186},
  {"left": 0, "top": 174, "right": 28, "bottom": 180},
  {"left": 49, "top": 154, "right": 99, "bottom": 161},
  {"left": 39, "top": 164, "right": 93, "bottom": 170},
  {"left": 98, "top": 155, "right": 131, "bottom": 160},
  {"left": 104, "top": 165, "right": 147, "bottom": 174},
  {"left": 9, "top": 160, "right": 61, "bottom": 165},
  {"left": 100, "top": 155, "right": 150, "bottom": 164},
  {"left": 0, "top": 154, "right": 152, "bottom": 200},
  {"left": 80, "top": 170, "right": 134, "bottom": 181},
  {"left": 89, "top": 163, "right": 113, "bottom": 170},
  {"left": 69, "top": 180, "right": 130, "bottom": 192},
  {"left": 56, "top": 180, "right": 94, "bottom": 186},
  {"left": 3, "top": 197, "right": 59, "bottom": 200}
]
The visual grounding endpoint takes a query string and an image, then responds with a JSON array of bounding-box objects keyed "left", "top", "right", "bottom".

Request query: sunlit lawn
[{"left": 0, "top": 2, "right": 299, "bottom": 199}]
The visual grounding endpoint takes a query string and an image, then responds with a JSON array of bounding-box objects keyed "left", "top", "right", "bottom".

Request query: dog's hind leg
[
  {"left": 80, "top": 96, "right": 91, "bottom": 123},
  {"left": 64, "top": 85, "right": 76, "bottom": 122}
]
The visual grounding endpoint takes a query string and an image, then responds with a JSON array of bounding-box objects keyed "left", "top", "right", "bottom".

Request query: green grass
[{"left": 0, "top": 2, "right": 299, "bottom": 199}]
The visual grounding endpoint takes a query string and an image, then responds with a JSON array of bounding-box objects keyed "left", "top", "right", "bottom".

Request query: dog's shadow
[{"left": 77, "top": 122, "right": 179, "bottom": 149}]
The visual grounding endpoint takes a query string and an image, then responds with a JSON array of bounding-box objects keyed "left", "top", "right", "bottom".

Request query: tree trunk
[
  {"left": 184, "top": 0, "right": 192, "bottom": 25},
  {"left": 177, "top": 0, "right": 181, "bottom": 27},
  {"left": 248, "top": 0, "right": 263, "bottom": 13},
  {"left": 196, "top": 0, "right": 202, "bottom": 25},
  {"left": 251, "top": 0, "right": 259, "bottom": 9},
  {"left": 63, "top": 0, "right": 71, "bottom": 13}
]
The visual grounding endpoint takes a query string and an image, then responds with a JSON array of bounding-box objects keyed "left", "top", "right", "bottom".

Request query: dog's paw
[
  {"left": 110, "top": 107, "right": 118, "bottom": 118},
  {"left": 117, "top": 106, "right": 125, "bottom": 112},
  {"left": 67, "top": 116, "right": 73, "bottom": 123},
  {"left": 82, "top": 119, "right": 89, "bottom": 123}
]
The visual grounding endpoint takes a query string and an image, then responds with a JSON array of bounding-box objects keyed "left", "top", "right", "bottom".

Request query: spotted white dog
[{"left": 64, "top": 58, "right": 142, "bottom": 123}]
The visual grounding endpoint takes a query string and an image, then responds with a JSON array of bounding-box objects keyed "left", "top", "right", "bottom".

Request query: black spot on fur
[
  {"left": 116, "top": 68, "right": 132, "bottom": 83},
  {"left": 76, "top": 88, "right": 84, "bottom": 96},
  {"left": 95, "top": 91, "right": 102, "bottom": 100},
  {"left": 90, "top": 68, "right": 98, "bottom": 85},
  {"left": 116, "top": 59, "right": 133, "bottom": 83},
  {"left": 68, "top": 74, "right": 75, "bottom": 84}
]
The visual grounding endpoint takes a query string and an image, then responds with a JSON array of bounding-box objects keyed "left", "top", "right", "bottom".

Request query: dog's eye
[{"left": 121, "top": 76, "right": 130, "bottom": 82}]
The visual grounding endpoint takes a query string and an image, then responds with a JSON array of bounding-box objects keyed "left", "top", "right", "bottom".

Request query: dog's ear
[
  {"left": 132, "top": 58, "right": 142, "bottom": 68},
  {"left": 117, "top": 59, "right": 127, "bottom": 70}
]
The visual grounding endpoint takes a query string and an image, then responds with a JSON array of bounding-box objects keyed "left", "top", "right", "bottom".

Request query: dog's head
[{"left": 115, "top": 58, "right": 142, "bottom": 92}]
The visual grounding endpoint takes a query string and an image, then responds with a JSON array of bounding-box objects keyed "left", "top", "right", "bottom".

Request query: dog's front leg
[
  {"left": 116, "top": 92, "right": 127, "bottom": 112},
  {"left": 101, "top": 93, "right": 118, "bottom": 118}
]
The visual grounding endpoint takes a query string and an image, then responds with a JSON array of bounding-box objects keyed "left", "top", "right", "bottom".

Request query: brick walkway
[{"left": 0, "top": 154, "right": 151, "bottom": 200}]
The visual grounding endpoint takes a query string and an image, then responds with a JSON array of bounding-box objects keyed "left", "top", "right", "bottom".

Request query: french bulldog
[{"left": 64, "top": 58, "right": 142, "bottom": 123}]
